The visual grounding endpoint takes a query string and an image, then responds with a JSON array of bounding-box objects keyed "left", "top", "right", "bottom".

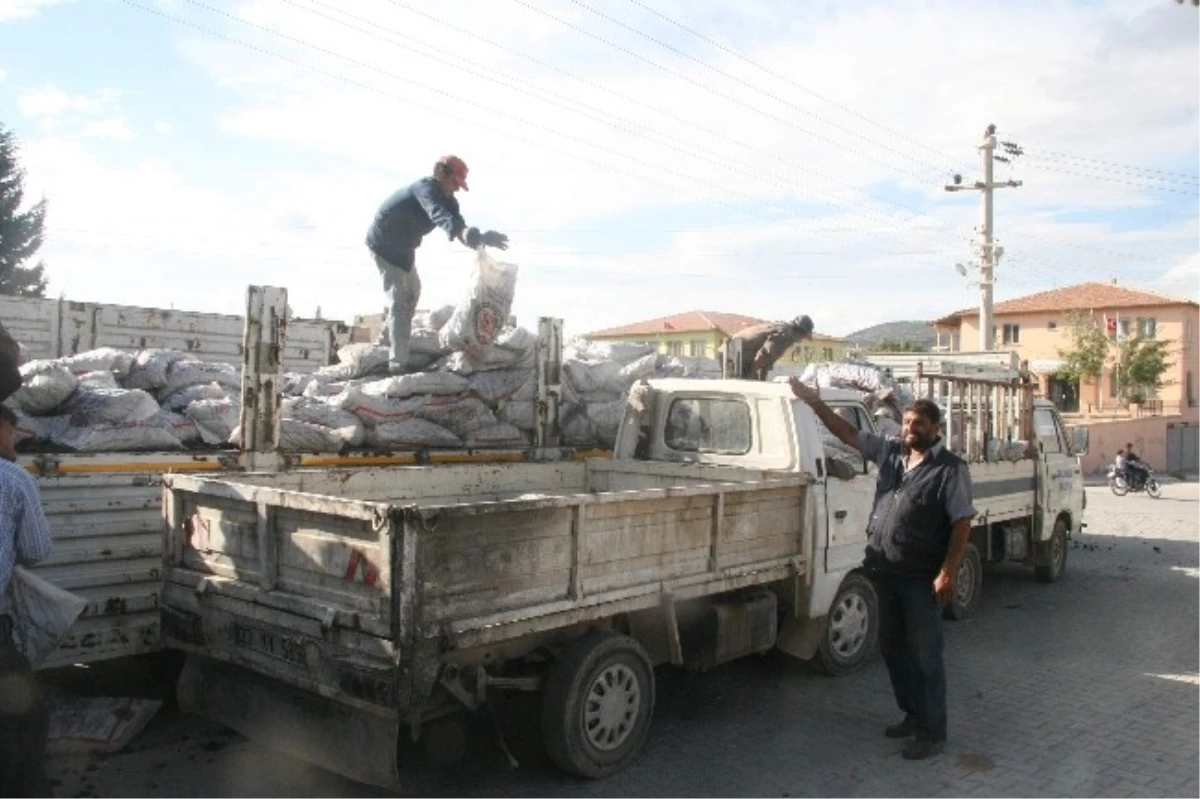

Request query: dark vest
[{"left": 864, "top": 442, "right": 962, "bottom": 580}]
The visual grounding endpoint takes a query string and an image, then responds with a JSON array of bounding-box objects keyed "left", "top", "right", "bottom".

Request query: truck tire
[
  {"left": 1034, "top": 519, "right": 1068, "bottom": 583},
  {"left": 818, "top": 573, "right": 879, "bottom": 676},
  {"left": 943, "top": 542, "right": 982, "bottom": 621},
  {"left": 540, "top": 631, "right": 655, "bottom": 779}
]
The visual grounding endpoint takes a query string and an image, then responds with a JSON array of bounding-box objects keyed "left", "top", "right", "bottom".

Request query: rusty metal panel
[
  {"left": 30, "top": 473, "right": 167, "bottom": 668},
  {"left": 0, "top": 295, "right": 60, "bottom": 361},
  {"left": 26, "top": 458, "right": 238, "bottom": 669},
  {"left": 2, "top": 293, "right": 338, "bottom": 372}
]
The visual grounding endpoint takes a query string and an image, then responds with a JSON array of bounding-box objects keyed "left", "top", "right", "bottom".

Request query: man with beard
[{"left": 789, "top": 377, "right": 975, "bottom": 760}]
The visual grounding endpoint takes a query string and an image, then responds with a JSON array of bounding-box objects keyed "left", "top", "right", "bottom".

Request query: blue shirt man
[
  {"left": 365, "top": 156, "right": 509, "bottom": 374},
  {"left": 0, "top": 403, "right": 53, "bottom": 795},
  {"left": 790, "top": 378, "right": 975, "bottom": 760}
]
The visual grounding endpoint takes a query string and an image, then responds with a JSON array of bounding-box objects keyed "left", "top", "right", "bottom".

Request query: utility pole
[{"left": 946, "top": 124, "right": 1022, "bottom": 351}]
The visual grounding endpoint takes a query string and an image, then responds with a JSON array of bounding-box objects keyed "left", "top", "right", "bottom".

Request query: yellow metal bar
[{"left": 42, "top": 461, "right": 230, "bottom": 475}]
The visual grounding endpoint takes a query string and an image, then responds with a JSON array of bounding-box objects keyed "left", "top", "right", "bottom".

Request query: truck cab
[{"left": 615, "top": 376, "right": 1086, "bottom": 673}]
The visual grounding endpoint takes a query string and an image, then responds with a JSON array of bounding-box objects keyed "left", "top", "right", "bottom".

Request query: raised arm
[{"left": 788, "top": 377, "right": 860, "bottom": 450}]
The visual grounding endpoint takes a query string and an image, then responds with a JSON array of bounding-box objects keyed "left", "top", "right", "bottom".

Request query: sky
[{"left": 0, "top": 0, "right": 1197, "bottom": 339}]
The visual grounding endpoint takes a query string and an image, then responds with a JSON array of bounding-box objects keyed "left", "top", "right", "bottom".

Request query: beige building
[
  {"left": 585, "top": 311, "right": 849, "bottom": 365},
  {"left": 934, "top": 281, "right": 1199, "bottom": 475},
  {"left": 933, "top": 281, "right": 1198, "bottom": 418}
]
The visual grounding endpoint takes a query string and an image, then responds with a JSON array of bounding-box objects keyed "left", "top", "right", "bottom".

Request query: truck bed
[{"left": 161, "top": 460, "right": 813, "bottom": 708}]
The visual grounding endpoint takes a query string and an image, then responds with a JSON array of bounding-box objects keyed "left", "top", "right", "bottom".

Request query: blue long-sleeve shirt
[
  {"left": 0, "top": 459, "right": 53, "bottom": 600},
  {"left": 365, "top": 177, "right": 466, "bottom": 270}
]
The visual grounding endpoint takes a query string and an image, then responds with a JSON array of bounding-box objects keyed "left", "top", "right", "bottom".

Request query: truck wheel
[
  {"left": 540, "top": 631, "right": 655, "bottom": 779},
  {"left": 1035, "top": 519, "right": 1068, "bottom": 583},
  {"left": 943, "top": 542, "right": 982, "bottom": 620},
  {"left": 818, "top": 573, "right": 878, "bottom": 676}
]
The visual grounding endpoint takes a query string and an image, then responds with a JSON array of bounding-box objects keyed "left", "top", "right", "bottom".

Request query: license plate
[{"left": 227, "top": 622, "right": 307, "bottom": 666}]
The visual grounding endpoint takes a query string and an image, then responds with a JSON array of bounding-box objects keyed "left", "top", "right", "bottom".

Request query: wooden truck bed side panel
[
  {"left": 419, "top": 506, "right": 576, "bottom": 622},
  {"left": 169, "top": 475, "right": 394, "bottom": 638}
]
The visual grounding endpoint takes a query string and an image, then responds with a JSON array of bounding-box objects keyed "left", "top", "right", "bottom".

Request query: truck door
[
  {"left": 1032, "top": 405, "right": 1080, "bottom": 537},
  {"left": 820, "top": 404, "right": 876, "bottom": 574}
]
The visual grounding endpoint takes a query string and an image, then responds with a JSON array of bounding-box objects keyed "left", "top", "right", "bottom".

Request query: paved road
[{"left": 48, "top": 483, "right": 1199, "bottom": 798}]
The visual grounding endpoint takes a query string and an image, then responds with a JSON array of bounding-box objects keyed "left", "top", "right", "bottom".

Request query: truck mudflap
[{"left": 177, "top": 655, "right": 400, "bottom": 789}]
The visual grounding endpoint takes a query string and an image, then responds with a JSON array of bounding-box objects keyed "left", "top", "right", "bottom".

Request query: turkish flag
[{"left": 1105, "top": 316, "right": 1117, "bottom": 336}]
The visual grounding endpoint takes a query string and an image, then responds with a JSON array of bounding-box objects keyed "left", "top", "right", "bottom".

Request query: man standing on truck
[
  {"left": 365, "top": 156, "right": 510, "bottom": 375},
  {"left": 720, "top": 315, "right": 814, "bottom": 380},
  {"left": 789, "top": 377, "right": 974, "bottom": 760},
  {"left": 0, "top": 404, "right": 53, "bottom": 795}
]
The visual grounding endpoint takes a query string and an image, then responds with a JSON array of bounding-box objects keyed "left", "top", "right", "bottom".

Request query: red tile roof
[
  {"left": 586, "top": 311, "right": 771, "bottom": 338},
  {"left": 934, "top": 282, "right": 1196, "bottom": 326}
]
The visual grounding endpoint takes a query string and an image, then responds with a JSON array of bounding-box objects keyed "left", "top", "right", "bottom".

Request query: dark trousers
[
  {"left": 870, "top": 571, "right": 947, "bottom": 743},
  {"left": 0, "top": 616, "right": 50, "bottom": 797}
]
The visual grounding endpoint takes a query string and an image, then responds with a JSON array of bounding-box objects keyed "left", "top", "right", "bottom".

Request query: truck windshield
[{"left": 665, "top": 398, "right": 751, "bottom": 455}]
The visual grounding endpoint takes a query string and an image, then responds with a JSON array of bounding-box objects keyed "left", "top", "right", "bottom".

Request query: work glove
[{"left": 481, "top": 230, "right": 509, "bottom": 250}]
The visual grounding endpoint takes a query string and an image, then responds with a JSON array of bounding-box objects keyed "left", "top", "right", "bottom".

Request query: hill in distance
[{"left": 843, "top": 320, "right": 936, "bottom": 351}]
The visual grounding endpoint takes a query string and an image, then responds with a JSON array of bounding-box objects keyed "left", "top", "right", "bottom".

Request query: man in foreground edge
[
  {"left": 0, "top": 404, "right": 53, "bottom": 795},
  {"left": 789, "top": 377, "right": 975, "bottom": 759}
]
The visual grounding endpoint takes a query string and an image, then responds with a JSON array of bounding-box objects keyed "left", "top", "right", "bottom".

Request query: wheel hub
[
  {"left": 583, "top": 663, "right": 641, "bottom": 752},
  {"left": 830, "top": 593, "right": 868, "bottom": 656},
  {"left": 956, "top": 559, "right": 975, "bottom": 605}
]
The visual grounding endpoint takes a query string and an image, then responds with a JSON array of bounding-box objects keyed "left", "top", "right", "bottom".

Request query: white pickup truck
[{"left": 160, "top": 371, "right": 1086, "bottom": 787}]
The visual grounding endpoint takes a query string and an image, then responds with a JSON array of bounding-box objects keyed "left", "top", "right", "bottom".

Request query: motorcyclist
[{"left": 1123, "top": 443, "right": 1149, "bottom": 488}]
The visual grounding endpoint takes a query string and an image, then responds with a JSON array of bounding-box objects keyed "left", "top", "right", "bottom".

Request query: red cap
[{"left": 439, "top": 155, "right": 469, "bottom": 191}]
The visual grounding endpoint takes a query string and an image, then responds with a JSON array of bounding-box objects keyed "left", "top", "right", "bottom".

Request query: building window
[
  {"left": 1002, "top": 324, "right": 1020, "bottom": 345},
  {"left": 1189, "top": 371, "right": 1197, "bottom": 408},
  {"left": 667, "top": 341, "right": 683, "bottom": 357},
  {"left": 1186, "top": 319, "right": 1194, "bottom": 342},
  {"left": 823, "top": 347, "right": 834, "bottom": 360},
  {"left": 689, "top": 340, "right": 706, "bottom": 358},
  {"left": 1047, "top": 320, "right": 1057, "bottom": 331},
  {"left": 1137, "top": 317, "right": 1157, "bottom": 339}
]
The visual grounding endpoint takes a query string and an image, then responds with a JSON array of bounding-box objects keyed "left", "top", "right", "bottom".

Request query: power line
[
  {"left": 1019, "top": 147, "right": 1199, "bottom": 182},
  {"left": 127, "top": 0, "right": 864, "bottom": 240},
  {"left": 1024, "top": 154, "right": 1199, "bottom": 187},
  {"left": 1017, "top": 161, "right": 1200, "bottom": 196},
  {"left": 509, "top": 0, "right": 940, "bottom": 183},
  {"left": 376, "top": 0, "right": 970, "bottom": 241},
  {"left": 277, "top": 0, "right": 952, "bottom": 243},
  {"left": 132, "top": 0, "right": 974, "bottom": 260},
  {"left": 621, "top": 0, "right": 975, "bottom": 174}
]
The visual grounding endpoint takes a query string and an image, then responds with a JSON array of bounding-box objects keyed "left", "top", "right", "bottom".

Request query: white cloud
[
  {"left": 0, "top": 0, "right": 73, "bottom": 22},
  {"left": 0, "top": 69, "right": 8, "bottom": 82},
  {"left": 81, "top": 117, "right": 136, "bottom": 142},
  {"left": 154, "top": 121, "right": 172, "bottom": 135},
  {"left": 17, "top": 86, "right": 114, "bottom": 118}
]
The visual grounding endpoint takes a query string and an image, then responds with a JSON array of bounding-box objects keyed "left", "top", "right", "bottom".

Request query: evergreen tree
[{"left": 0, "top": 123, "right": 49, "bottom": 297}]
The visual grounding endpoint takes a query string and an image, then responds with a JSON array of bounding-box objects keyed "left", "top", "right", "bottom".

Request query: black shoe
[
  {"left": 901, "top": 738, "right": 945, "bottom": 760},
  {"left": 884, "top": 715, "right": 919, "bottom": 739}
]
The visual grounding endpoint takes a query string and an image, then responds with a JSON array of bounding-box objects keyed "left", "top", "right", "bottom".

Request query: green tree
[
  {"left": 1113, "top": 336, "right": 1172, "bottom": 404},
  {"left": 1056, "top": 310, "right": 1109, "bottom": 404},
  {"left": 0, "top": 123, "right": 49, "bottom": 297}
]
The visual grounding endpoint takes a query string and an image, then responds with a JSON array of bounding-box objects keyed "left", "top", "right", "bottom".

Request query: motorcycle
[{"left": 1107, "top": 465, "right": 1162, "bottom": 498}]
